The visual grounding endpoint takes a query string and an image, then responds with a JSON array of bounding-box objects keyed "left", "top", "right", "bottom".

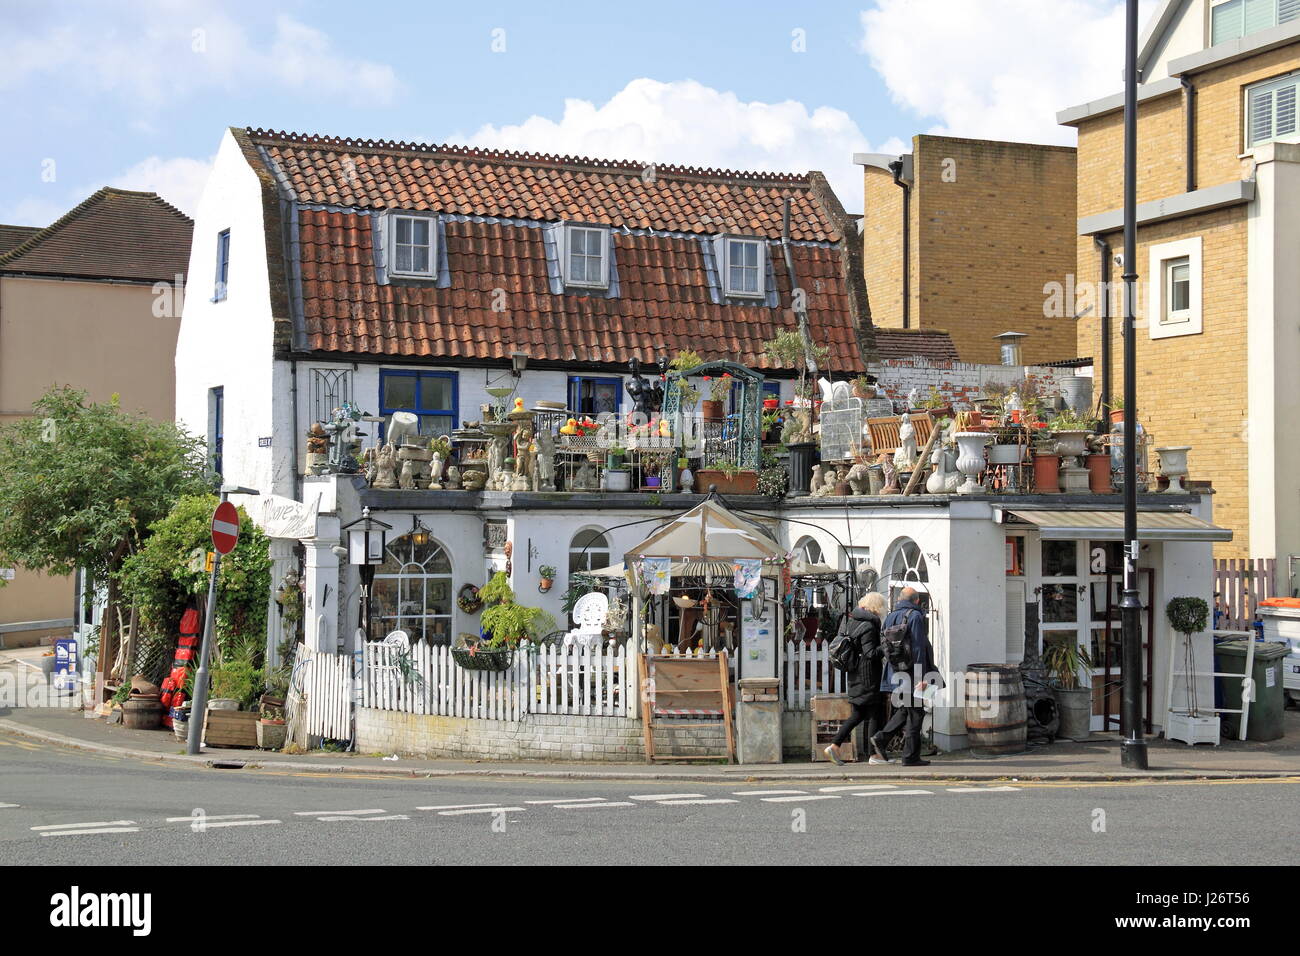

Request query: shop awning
[{"left": 1001, "top": 509, "right": 1232, "bottom": 542}]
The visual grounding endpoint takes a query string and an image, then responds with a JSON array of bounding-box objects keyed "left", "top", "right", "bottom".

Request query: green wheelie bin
[{"left": 1215, "top": 640, "right": 1288, "bottom": 741}]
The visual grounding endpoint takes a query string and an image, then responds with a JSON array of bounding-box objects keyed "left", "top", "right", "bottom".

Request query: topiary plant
[{"left": 1166, "top": 597, "right": 1209, "bottom": 636}]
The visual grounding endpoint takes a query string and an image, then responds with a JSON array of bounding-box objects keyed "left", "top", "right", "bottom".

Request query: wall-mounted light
[
  {"left": 511, "top": 351, "right": 529, "bottom": 377},
  {"left": 409, "top": 513, "right": 431, "bottom": 548}
]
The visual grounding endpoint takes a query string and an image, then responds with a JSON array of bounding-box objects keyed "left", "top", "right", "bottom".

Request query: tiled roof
[
  {"left": 296, "top": 208, "right": 861, "bottom": 369},
  {"left": 0, "top": 224, "right": 40, "bottom": 256},
  {"left": 871, "top": 328, "right": 961, "bottom": 363},
  {"left": 239, "top": 128, "right": 868, "bottom": 372},
  {"left": 245, "top": 129, "right": 839, "bottom": 242},
  {"left": 0, "top": 188, "right": 193, "bottom": 282}
]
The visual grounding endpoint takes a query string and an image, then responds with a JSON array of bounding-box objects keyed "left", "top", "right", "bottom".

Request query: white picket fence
[
  {"left": 363, "top": 641, "right": 635, "bottom": 719},
  {"left": 658, "top": 640, "right": 845, "bottom": 711},
  {"left": 287, "top": 644, "right": 353, "bottom": 743}
]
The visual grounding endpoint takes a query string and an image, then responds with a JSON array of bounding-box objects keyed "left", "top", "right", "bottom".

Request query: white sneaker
[
  {"left": 824, "top": 745, "right": 845, "bottom": 766},
  {"left": 868, "top": 755, "right": 890, "bottom": 765}
]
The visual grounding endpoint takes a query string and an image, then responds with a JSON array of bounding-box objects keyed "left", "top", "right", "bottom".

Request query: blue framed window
[
  {"left": 210, "top": 386, "right": 224, "bottom": 477},
  {"left": 568, "top": 376, "right": 622, "bottom": 416},
  {"left": 380, "top": 370, "right": 458, "bottom": 438},
  {"left": 214, "top": 229, "right": 230, "bottom": 302}
]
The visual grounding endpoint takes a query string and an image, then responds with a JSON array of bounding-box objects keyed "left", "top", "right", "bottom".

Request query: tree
[{"left": 0, "top": 387, "right": 211, "bottom": 673}]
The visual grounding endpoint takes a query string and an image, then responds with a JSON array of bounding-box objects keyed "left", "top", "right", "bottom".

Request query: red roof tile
[{"left": 871, "top": 328, "right": 962, "bottom": 363}]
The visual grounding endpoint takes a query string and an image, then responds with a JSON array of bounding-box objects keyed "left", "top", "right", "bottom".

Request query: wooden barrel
[
  {"left": 964, "top": 664, "right": 1028, "bottom": 756},
  {"left": 120, "top": 696, "right": 163, "bottom": 730}
]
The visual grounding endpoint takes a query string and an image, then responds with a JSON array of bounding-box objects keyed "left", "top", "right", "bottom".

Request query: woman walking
[{"left": 824, "top": 592, "right": 889, "bottom": 765}]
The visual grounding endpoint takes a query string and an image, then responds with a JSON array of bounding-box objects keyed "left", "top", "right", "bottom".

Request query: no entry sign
[{"left": 211, "top": 501, "right": 240, "bottom": 555}]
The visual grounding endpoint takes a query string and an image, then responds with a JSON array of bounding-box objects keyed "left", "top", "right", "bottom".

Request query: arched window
[
  {"left": 795, "top": 536, "right": 823, "bottom": 567},
  {"left": 569, "top": 528, "right": 610, "bottom": 575},
  {"left": 884, "top": 536, "right": 929, "bottom": 610},
  {"left": 371, "top": 532, "right": 454, "bottom": 645}
]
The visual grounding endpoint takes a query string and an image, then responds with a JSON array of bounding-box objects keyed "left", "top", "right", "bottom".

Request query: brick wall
[
  {"left": 913, "top": 136, "right": 1079, "bottom": 365},
  {"left": 356, "top": 708, "right": 728, "bottom": 761},
  {"left": 862, "top": 165, "right": 910, "bottom": 330}
]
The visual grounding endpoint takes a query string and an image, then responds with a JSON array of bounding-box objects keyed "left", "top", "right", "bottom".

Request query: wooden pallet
[{"left": 204, "top": 709, "right": 258, "bottom": 748}]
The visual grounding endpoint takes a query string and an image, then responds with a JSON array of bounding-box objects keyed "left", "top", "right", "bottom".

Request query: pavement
[{"left": 2, "top": 704, "right": 1298, "bottom": 782}]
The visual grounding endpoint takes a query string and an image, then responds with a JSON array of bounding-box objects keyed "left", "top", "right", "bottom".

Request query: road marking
[
  {"left": 166, "top": 814, "right": 262, "bottom": 823},
  {"left": 817, "top": 785, "right": 898, "bottom": 793},
  {"left": 628, "top": 793, "right": 706, "bottom": 801},
  {"left": 851, "top": 789, "right": 933, "bottom": 797},
  {"left": 316, "top": 814, "right": 410, "bottom": 822},
  {"left": 731, "top": 789, "right": 806, "bottom": 796},
  {"left": 31, "top": 820, "right": 136, "bottom": 830},
  {"left": 438, "top": 806, "right": 523, "bottom": 816},
  {"left": 759, "top": 794, "right": 841, "bottom": 803},
  {"left": 655, "top": 798, "right": 738, "bottom": 806},
  {"left": 0, "top": 803, "right": 19, "bottom": 809},
  {"left": 40, "top": 827, "right": 139, "bottom": 837},
  {"left": 415, "top": 803, "right": 499, "bottom": 811},
  {"left": 524, "top": 797, "right": 607, "bottom": 804},
  {"left": 199, "top": 819, "right": 283, "bottom": 829},
  {"left": 553, "top": 801, "right": 635, "bottom": 809},
  {"left": 294, "top": 809, "right": 386, "bottom": 816},
  {"left": 946, "top": 786, "right": 1020, "bottom": 793}
]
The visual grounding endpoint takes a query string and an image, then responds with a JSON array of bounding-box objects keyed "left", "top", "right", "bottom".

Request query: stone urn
[
  {"left": 953, "top": 431, "right": 990, "bottom": 494},
  {"left": 1156, "top": 446, "right": 1192, "bottom": 493},
  {"left": 1052, "top": 430, "right": 1090, "bottom": 466}
]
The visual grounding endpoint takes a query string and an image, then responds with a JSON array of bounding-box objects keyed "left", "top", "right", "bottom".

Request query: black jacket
[{"left": 840, "top": 607, "right": 883, "bottom": 705}]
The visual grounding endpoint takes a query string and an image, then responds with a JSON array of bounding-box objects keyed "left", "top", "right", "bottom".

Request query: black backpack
[
  {"left": 881, "top": 610, "right": 915, "bottom": 669},
  {"left": 828, "top": 619, "right": 861, "bottom": 672}
]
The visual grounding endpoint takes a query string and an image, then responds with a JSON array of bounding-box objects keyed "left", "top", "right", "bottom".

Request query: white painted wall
[
  {"left": 1146, "top": 0, "right": 1208, "bottom": 82},
  {"left": 175, "top": 129, "right": 282, "bottom": 507}
]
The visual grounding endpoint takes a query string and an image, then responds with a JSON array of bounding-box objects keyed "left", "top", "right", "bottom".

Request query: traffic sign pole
[{"left": 186, "top": 495, "right": 241, "bottom": 756}]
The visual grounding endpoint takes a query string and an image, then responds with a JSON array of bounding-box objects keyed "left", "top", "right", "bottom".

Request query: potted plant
[
  {"left": 606, "top": 444, "right": 625, "bottom": 470},
  {"left": 669, "top": 351, "right": 702, "bottom": 410},
  {"left": 701, "top": 373, "right": 733, "bottom": 420},
  {"left": 1085, "top": 434, "right": 1112, "bottom": 493},
  {"left": 455, "top": 572, "right": 557, "bottom": 671},
  {"left": 641, "top": 453, "right": 664, "bottom": 489},
  {"left": 695, "top": 458, "right": 759, "bottom": 495},
  {"left": 1164, "top": 597, "right": 1218, "bottom": 743},
  {"left": 538, "top": 564, "right": 557, "bottom": 593},
  {"left": 605, "top": 467, "right": 632, "bottom": 492},
  {"left": 851, "top": 374, "right": 875, "bottom": 401},
  {"left": 1043, "top": 637, "right": 1095, "bottom": 740},
  {"left": 1032, "top": 433, "right": 1061, "bottom": 493},
  {"left": 1107, "top": 396, "right": 1125, "bottom": 425},
  {"left": 256, "top": 702, "right": 286, "bottom": 750}
]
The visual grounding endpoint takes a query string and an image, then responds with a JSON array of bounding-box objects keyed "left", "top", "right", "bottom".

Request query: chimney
[{"left": 995, "top": 331, "right": 1028, "bottom": 366}]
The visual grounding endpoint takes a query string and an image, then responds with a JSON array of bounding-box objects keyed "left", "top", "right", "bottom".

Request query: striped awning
[{"left": 1002, "top": 509, "right": 1232, "bottom": 542}]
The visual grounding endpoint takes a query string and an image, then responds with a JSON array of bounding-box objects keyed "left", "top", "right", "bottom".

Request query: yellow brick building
[
  {"left": 1059, "top": 0, "right": 1300, "bottom": 570},
  {"left": 856, "top": 135, "right": 1078, "bottom": 365}
]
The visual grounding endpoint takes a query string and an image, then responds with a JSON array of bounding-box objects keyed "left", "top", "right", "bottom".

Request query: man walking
[{"left": 870, "top": 587, "right": 937, "bottom": 767}]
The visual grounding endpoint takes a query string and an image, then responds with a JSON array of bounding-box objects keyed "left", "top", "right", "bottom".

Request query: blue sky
[{"left": 1, "top": 0, "right": 1152, "bottom": 225}]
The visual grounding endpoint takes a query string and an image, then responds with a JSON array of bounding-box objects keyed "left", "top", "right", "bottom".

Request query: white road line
[
  {"left": 524, "top": 797, "right": 606, "bottom": 804},
  {"left": 0, "top": 803, "right": 19, "bottom": 809},
  {"left": 553, "top": 802, "right": 635, "bottom": 809},
  {"left": 41, "top": 828, "right": 139, "bottom": 837},
  {"left": 293, "top": 809, "right": 386, "bottom": 816},
  {"left": 817, "top": 785, "right": 898, "bottom": 793},
  {"left": 438, "top": 806, "right": 523, "bottom": 816},
  {"left": 31, "top": 820, "right": 135, "bottom": 831},
  {"left": 655, "top": 798, "right": 738, "bottom": 806},
  {"left": 199, "top": 819, "right": 284, "bottom": 829},
  {"left": 851, "top": 789, "right": 934, "bottom": 797},
  {"left": 946, "top": 786, "right": 1020, "bottom": 793},
  {"left": 759, "top": 794, "right": 842, "bottom": 803},
  {"left": 166, "top": 814, "right": 261, "bottom": 823},
  {"left": 415, "top": 803, "right": 499, "bottom": 811},
  {"left": 315, "top": 814, "right": 410, "bottom": 822},
  {"left": 628, "top": 793, "right": 706, "bottom": 801},
  {"left": 731, "top": 789, "right": 807, "bottom": 796}
]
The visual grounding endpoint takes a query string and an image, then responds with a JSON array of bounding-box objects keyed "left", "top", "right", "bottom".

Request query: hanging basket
[
  {"left": 457, "top": 583, "right": 484, "bottom": 615},
  {"left": 451, "top": 645, "right": 515, "bottom": 672}
]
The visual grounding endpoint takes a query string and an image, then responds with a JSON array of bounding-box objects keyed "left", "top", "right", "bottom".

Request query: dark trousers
[
  {"left": 832, "top": 697, "right": 883, "bottom": 747},
  {"left": 878, "top": 704, "right": 926, "bottom": 763}
]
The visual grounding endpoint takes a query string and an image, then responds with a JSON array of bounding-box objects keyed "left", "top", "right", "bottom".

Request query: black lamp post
[
  {"left": 341, "top": 507, "right": 391, "bottom": 643},
  {"left": 1120, "top": 0, "right": 1149, "bottom": 769}
]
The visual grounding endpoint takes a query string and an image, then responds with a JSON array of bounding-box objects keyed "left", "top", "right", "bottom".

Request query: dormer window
[
  {"left": 721, "top": 236, "right": 766, "bottom": 299},
  {"left": 561, "top": 223, "right": 610, "bottom": 289},
  {"left": 387, "top": 213, "right": 436, "bottom": 278}
]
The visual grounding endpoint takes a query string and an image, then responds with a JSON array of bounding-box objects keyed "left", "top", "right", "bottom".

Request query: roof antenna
[{"left": 781, "top": 197, "right": 820, "bottom": 379}]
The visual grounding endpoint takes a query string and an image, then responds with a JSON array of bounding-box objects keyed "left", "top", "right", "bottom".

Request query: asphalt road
[{"left": 1, "top": 736, "right": 1296, "bottom": 865}]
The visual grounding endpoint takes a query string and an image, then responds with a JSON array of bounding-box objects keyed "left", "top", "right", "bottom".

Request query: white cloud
[
  {"left": 860, "top": 0, "right": 1159, "bottom": 145},
  {"left": 457, "top": 78, "right": 892, "bottom": 212},
  {"left": 111, "top": 155, "right": 215, "bottom": 218},
  {"left": 0, "top": 3, "right": 398, "bottom": 107}
]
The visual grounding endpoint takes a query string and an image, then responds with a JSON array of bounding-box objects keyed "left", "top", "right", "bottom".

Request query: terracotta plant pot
[
  {"left": 1033, "top": 454, "right": 1061, "bottom": 493},
  {"left": 1109, "top": 409, "right": 1124, "bottom": 424},
  {"left": 695, "top": 469, "right": 759, "bottom": 495},
  {"left": 539, "top": 578, "right": 553, "bottom": 592},
  {"left": 1086, "top": 453, "right": 1112, "bottom": 493},
  {"left": 701, "top": 400, "right": 725, "bottom": 420}
]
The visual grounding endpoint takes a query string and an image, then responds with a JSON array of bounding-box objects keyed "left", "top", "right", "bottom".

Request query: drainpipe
[
  {"left": 1094, "top": 235, "right": 1112, "bottom": 416},
  {"left": 1181, "top": 76, "right": 1197, "bottom": 192},
  {"left": 888, "top": 159, "right": 911, "bottom": 329}
]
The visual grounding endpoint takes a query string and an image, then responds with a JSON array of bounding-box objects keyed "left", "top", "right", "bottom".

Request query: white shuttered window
[{"left": 1247, "top": 73, "right": 1300, "bottom": 147}]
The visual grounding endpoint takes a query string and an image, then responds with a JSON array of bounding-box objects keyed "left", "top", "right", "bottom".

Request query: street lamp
[{"left": 341, "top": 507, "right": 391, "bottom": 643}]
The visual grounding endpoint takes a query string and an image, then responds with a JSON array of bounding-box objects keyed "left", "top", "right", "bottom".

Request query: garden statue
[
  {"left": 513, "top": 424, "right": 533, "bottom": 486},
  {"left": 894, "top": 412, "right": 918, "bottom": 473},
  {"left": 428, "top": 450, "right": 444, "bottom": 489},
  {"left": 625, "top": 358, "right": 657, "bottom": 418},
  {"left": 398, "top": 457, "right": 418, "bottom": 490},
  {"left": 572, "top": 459, "right": 598, "bottom": 491},
  {"left": 305, "top": 422, "right": 330, "bottom": 475},
  {"left": 534, "top": 430, "right": 557, "bottom": 491},
  {"left": 907, "top": 387, "right": 920, "bottom": 410},
  {"left": 879, "top": 452, "right": 900, "bottom": 494},
  {"left": 325, "top": 402, "right": 367, "bottom": 474},
  {"left": 809, "top": 464, "right": 824, "bottom": 497},
  {"left": 847, "top": 461, "right": 872, "bottom": 495},
  {"left": 445, "top": 464, "right": 462, "bottom": 490},
  {"left": 373, "top": 443, "right": 399, "bottom": 489},
  {"left": 362, "top": 447, "right": 378, "bottom": 484},
  {"left": 926, "top": 426, "right": 959, "bottom": 494}
]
